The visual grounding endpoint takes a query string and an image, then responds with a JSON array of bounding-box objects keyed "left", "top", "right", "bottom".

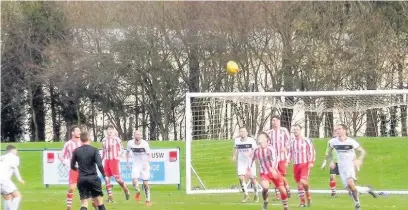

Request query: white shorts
[
  {"left": 237, "top": 164, "right": 256, "bottom": 178},
  {"left": 131, "top": 166, "right": 150, "bottom": 181},
  {"left": 338, "top": 165, "right": 356, "bottom": 187},
  {"left": 0, "top": 178, "right": 17, "bottom": 195}
]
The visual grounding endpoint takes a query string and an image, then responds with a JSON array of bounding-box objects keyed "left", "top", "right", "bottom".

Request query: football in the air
[{"left": 226, "top": 61, "right": 240, "bottom": 75}]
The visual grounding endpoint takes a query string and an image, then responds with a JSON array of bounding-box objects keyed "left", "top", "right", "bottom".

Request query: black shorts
[
  {"left": 329, "top": 163, "right": 339, "bottom": 175},
  {"left": 77, "top": 176, "right": 104, "bottom": 200}
]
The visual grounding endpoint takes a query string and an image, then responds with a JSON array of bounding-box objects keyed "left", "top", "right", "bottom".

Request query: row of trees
[{"left": 1, "top": 1, "right": 408, "bottom": 141}]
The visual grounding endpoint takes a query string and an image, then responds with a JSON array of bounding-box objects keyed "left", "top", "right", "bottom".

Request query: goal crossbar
[{"left": 186, "top": 89, "right": 408, "bottom": 98}]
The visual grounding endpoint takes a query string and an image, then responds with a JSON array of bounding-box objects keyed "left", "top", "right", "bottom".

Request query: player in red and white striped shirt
[
  {"left": 267, "top": 115, "right": 291, "bottom": 199},
  {"left": 288, "top": 124, "right": 315, "bottom": 207},
  {"left": 249, "top": 132, "right": 289, "bottom": 210},
  {"left": 59, "top": 125, "right": 82, "bottom": 210},
  {"left": 102, "top": 125, "right": 130, "bottom": 202}
]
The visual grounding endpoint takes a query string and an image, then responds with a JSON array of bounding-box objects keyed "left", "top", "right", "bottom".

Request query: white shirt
[
  {"left": 234, "top": 137, "right": 257, "bottom": 166},
  {"left": 0, "top": 153, "right": 22, "bottom": 181},
  {"left": 126, "top": 139, "right": 150, "bottom": 167},
  {"left": 328, "top": 137, "right": 359, "bottom": 168}
]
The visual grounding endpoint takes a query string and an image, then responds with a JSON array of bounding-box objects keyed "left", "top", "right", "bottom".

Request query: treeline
[{"left": 1, "top": 1, "right": 408, "bottom": 141}]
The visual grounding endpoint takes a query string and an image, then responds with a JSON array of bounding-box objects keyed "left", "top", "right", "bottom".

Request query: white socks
[{"left": 356, "top": 186, "right": 370, "bottom": 194}]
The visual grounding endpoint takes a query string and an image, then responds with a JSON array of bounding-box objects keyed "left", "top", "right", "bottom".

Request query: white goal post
[{"left": 185, "top": 90, "right": 408, "bottom": 195}]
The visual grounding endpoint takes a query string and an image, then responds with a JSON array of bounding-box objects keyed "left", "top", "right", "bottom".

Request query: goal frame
[{"left": 185, "top": 89, "right": 408, "bottom": 195}]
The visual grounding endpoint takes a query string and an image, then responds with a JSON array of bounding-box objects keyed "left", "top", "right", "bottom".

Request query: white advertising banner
[{"left": 42, "top": 148, "right": 180, "bottom": 186}]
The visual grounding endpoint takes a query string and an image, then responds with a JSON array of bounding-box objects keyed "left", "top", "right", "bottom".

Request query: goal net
[{"left": 185, "top": 90, "right": 408, "bottom": 195}]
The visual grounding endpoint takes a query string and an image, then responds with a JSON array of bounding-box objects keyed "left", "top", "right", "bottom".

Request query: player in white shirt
[
  {"left": 0, "top": 145, "right": 24, "bottom": 210},
  {"left": 232, "top": 127, "right": 260, "bottom": 203},
  {"left": 126, "top": 130, "right": 152, "bottom": 207},
  {"left": 327, "top": 124, "right": 376, "bottom": 210}
]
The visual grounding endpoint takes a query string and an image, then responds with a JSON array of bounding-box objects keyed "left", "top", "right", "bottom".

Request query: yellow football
[{"left": 226, "top": 61, "right": 240, "bottom": 75}]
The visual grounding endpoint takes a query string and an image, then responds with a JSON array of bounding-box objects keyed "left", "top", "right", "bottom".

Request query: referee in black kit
[{"left": 71, "top": 132, "right": 109, "bottom": 210}]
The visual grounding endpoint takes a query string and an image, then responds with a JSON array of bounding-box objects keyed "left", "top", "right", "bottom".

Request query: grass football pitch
[{"left": 3, "top": 137, "right": 408, "bottom": 210}]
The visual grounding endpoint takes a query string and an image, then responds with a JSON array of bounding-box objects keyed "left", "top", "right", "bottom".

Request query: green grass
[{"left": 3, "top": 137, "right": 408, "bottom": 210}]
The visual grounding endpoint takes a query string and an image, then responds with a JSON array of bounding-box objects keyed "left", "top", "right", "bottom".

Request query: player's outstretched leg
[
  {"left": 239, "top": 176, "right": 249, "bottom": 203},
  {"left": 260, "top": 180, "right": 270, "bottom": 210},
  {"left": 356, "top": 185, "right": 378, "bottom": 198},
  {"left": 329, "top": 175, "right": 337, "bottom": 198},
  {"left": 251, "top": 178, "right": 260, "bottom": 202},
  {"left": 143, "top": 181, "right": 151, "bottom": 206},
  {"left": 114, "top": 175, "right": 130, "bottom": 200}
]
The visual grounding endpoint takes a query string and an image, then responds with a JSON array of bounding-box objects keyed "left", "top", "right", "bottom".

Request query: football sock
[
  {"left": 351, "top": 189, "right": 360, "bottom": 205},
  {"left": 330, "top": 180, "right": 336, "bottom": 195},
  {"left": 281, "top": 192, "right": 289, "bottom": 208},
  {"left": 253, "top": 181, "right": 259, "bottom": 196},
  {"left": 262, "top": 188, "right": 269, "bottom": 201},
  {"left": 298, "top": 185, "right": 305, "bottom": 204},
  {"left": 106, "top": 184, "right": 113, "bottom": 198},
  {"left": 356, "top": 186, "right": 370, "bottom": 194},
  {"left": 239, "top": 179, "right": 248, "bottom": 195},
  {"left": 304, "top": 183, "right": 311, "bottom": 199},
  {"left": 144, "top": 185, "right": 151, "bottom": 201},
  {"left": 98, "top": 205, "right": 106, "bottom": 210},
  {"left": 67, "top": 189, "right": 74, "bottom": 208},
  {"left": 80, "top": 207, "right": 87, "bottom": 210}
]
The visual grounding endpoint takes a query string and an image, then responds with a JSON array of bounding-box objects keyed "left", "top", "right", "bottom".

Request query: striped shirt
[
  {"left": 288, "top": 137, "right": 316, "bottom": 164},
  {"left": 61, "top": 140, "right": 82, "bottom": 164},
  {"left": 268, "top": 127, "right": 290, "bottom": 161},
  {"left": 253, "top": 146, "right": 279, "bottom": 174},
  {"left": 102, "top": 136, "right": 123, "bottom": 160}
]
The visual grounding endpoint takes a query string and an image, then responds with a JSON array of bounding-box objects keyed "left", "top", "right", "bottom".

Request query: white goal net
[{"left": 185, "top": 90, "right": 408, "bottom": 195}]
